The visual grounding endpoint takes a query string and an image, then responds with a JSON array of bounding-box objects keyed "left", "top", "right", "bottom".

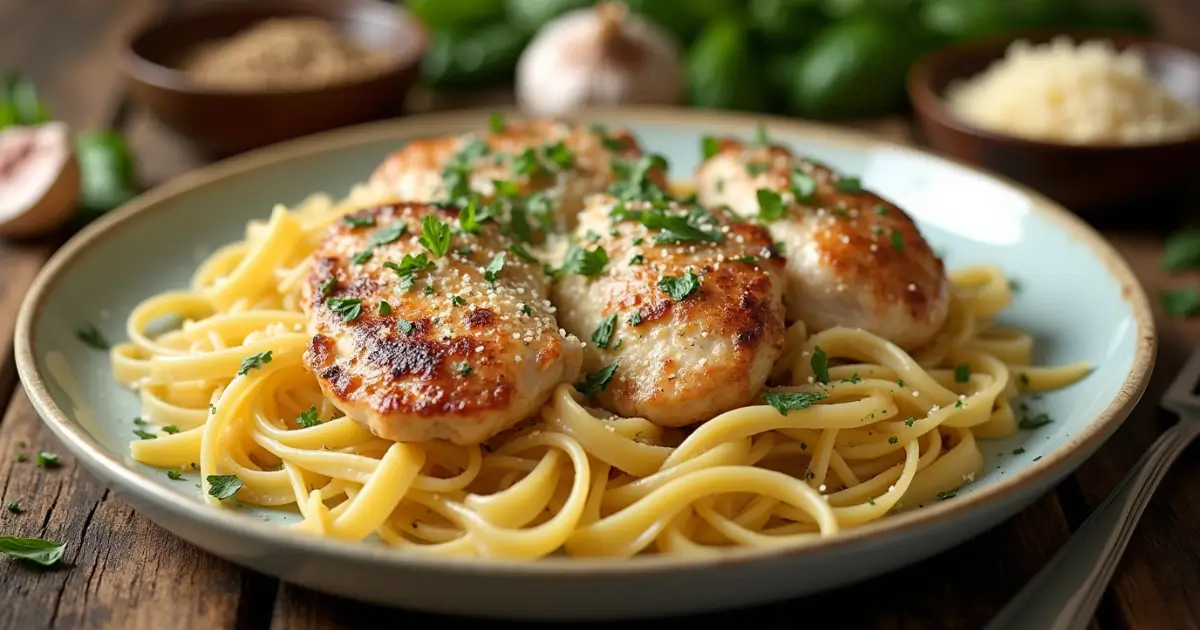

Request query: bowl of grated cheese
[{"left": 909, "top": 31, "right": 1200, "bottom": 213}]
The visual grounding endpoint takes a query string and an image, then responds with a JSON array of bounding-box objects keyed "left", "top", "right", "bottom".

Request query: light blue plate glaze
[{"left": 16, "top": 108, "right": 1155, "bottom": 620}]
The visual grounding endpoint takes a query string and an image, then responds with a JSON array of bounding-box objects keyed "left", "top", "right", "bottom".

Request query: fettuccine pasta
[{"left": 111, "top": 183, "right": 1089, "bottom": 559}]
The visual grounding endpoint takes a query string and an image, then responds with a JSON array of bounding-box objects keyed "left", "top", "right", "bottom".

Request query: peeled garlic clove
[
  {"left": 517, "top": 1, "right": 683, "bottom": 117},
  {"left": 0, "top": 121, "right": 80, "bottom": 239}
]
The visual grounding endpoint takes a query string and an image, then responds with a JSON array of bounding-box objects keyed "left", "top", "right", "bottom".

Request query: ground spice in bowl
[{"left": 180, "top": 17, "right": 394, "bottom": 91}]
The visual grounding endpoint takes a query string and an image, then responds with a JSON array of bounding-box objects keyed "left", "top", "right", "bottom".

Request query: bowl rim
[
  {"left": 907, "top": 28, "right": 1200, "bottom": 151},
  {"left": 14, "top": 105, "right": 1157, "bottom": 576},
  {"left": 119, "top": 0, "right": 428, "bottom": 97}
]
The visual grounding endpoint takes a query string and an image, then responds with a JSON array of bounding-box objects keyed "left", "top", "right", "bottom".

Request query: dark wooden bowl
[
  {"left": 121, "top": 0, "right": 427, "bottom": 157},
  {"left": 908, "top": 30, "right": 1200, "bottom": 213}
]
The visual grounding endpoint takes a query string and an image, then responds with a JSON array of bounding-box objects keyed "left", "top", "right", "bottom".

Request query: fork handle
[{"left": 984, "top": 421, "right": 1200, "bottom": 630}]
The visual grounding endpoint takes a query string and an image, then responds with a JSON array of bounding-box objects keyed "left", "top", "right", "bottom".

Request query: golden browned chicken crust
[
  {"left": 552, "top": 194, "right": 787, "bottom": 427},
  {"left": 302, "top": 202, "right": 583, "bottom": 445},
  {"left": 369, "top": 119, "right": 663, "bottom": 235},
  {"left": 695, "top": 138, "right": 950, "bottom": 349}
]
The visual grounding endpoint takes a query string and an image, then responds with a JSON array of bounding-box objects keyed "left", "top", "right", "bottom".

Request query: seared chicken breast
[
  {"left": 370, "top": 119, "right": 658, "bottom": 234},
  {"left": 552, "top": 194, "right": 787, "bottom": 427},
  {"left": 302, "top": 202, "right": 583, "bottom": 445},
  {"left": 695, "top": 138, "right": 950, "bottom": 350}
]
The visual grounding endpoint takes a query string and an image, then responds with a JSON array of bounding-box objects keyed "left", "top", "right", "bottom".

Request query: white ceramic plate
[{"left": 15, "top": 108, "right": 1155, "bottom": 620}]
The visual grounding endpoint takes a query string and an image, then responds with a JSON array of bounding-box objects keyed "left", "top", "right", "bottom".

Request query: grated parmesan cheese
[{"left": 946, "top": 37, "right": 1200, "bottom": 145}]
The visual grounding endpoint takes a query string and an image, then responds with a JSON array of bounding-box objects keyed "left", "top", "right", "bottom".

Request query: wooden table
[{"left": 3, "top": 1, "right": 1200, "bottom": 628}]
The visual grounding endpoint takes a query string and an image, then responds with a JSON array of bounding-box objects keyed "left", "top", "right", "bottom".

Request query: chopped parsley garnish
[
  {"left": 325, "top": 297, "right": 362, "bottom": 323},
  {"left": 585, "top": 229, "right": 602, "bottom": 243},
  {"left": 756, "top": 189, "right": 785, "bottom": 222},
  {"left": 955, "top": 399, "right": 964, "bottom": 408},
  {"left": 489, "top": 112, "right": 506, "bottom": 133},
  {"left": 543, "top": 141, "right": 575, "bottom": 169},
  {"left": 1019, "top": 373, "right": 1031, "bottom": 386},
  {"left": 319, "top": 277, "right": 336, "bottom": 296},
  {"left": 397, "top": 319, "right": 414, "bottom": 335},
  {"left": 954, "top": 363, "right": 971, "bottom": 383},
  {"left": 1013, "top": 447, "right": 1026, "bottom": 455},
  {"left": 629, "top": 254, "right": 645, "bottom": 265},
  {"left": 936, "top": 491, "right": 957, "bottom": 501},
  {"left": 521, "top": 304, "right": 533, "bottom": 316},
  {"left": 1019, "top": 413, "right": 1053, "bottom": 430},
  {"left": 841, "top": 372, "right": 862, "bottom": 384},
  {"left": 457, "top": 199, "right": 485, "bottom": 234},
  {"left": 451, "top": 295, "right": 466, "bottom": 307},
  {"left": 162, "top": 425, "right": 180, "bottom": 435},
  {"left": 730, "top": 256, "right": 758, "bottom": 264},
  {"left": 790, "top": 170, "right": 816, "bottom": 203},
  {"left": 493, "top": 178, "right": 520, "bottom": 198},
  {"left": 423, "top": 284, "right": 435, "bottom": 296},
  {"left": 456, "top": 363, "right": 473, "bottom": 376},
  {"left": 379, "top": 301, "right": 392, "bottom": 315},
  {"left": 1163, "top": 227, "right": 1200, "bottom": 271},
  {"left": 560, "top": 244, "right": 608, "bottom": 277},
  {"left": 383, "top": 253, "right": 436, "bottom": 286},
  {"left": 701, "top": 135, "right": 720, "bottom": 160},
  {"left": 590, "top": 123, "right": 624, "bottom": 151},
  {"left": 206, "top": 474, "right": 243, "bottom": 500},
  {"left": 133, "top": 429, "right": 156, "bottom": 440},
  {"left": 874, "top": 204, "right": 888, "bottom": 215},
  {"left": 507, "top": 243, "right": 538, "bottom": 263},
  {"left": 888, "top": 436, "right": 899, "bottom": 444},
  {"left": 897, "top": 379, "right": 905, "bottom": 387},
  {"left": 575, "top": 363, "right": 618, "bottom": 396},
  {"left": 166, "top": 470, "right": 183, "bottom": 481},
  {"left": 6, "top": 502, "right": 18, "bottom": 513},
  {"left": 1160, "top": 287, "right": 1200, "bottom": 318},
  {"left": 237, "top": 350, "right": 273, "bottom": 376},
  {"left": 591, "top": 313, "right": 618, "bottom": 349},
  {"left": 890, "top": 230, "right": 905, "bottom": 253},
  {"left": 762, "top": 391, "right": 826, "bottom": 416},
  {"left": 632, "top": 237, "right": 644, "bottom": 245},
  {"left": 296, "top": 406, "right": 321, "bottom": 428},
  {"left": 367, "top": 222, "right": 408, "bottom": 248},
  {"left": 628, "top": 311, "right": 643, "bottom": 326},
  {"left": 608, "top": 154, "right": 669, "bottom": 202},
  {"left": 342, "top": 214, "right": 376, "bottom": 228},
  {"left": 658, "top": 269, "right": 700, "bottom": 301},
  {"left": 0, "top": 537, "right": 67, "bottom": 566},
  {"left": 419, "top": 215, "right": 453, "bottom": 258},
  {"left": 513, "top": 147, "right": 543, "bottom": 177},
  {"left": 810, "top": 345, "right": 829, "bottom": 384},
  {"left": 484, "top": 252, "right": 506, "bottom": 286},
  {"left": 133, "top": 416, "right": 147, "bottom": 425},
  {"left": 835, "top": 177, "right": 862, "bottom": 194},
  {"left": 637, "top": 208, "right": 725, "bottom": 244},
  {"left": 904, "top": 417, "right": 916, "bottom": 427},
  {"left": 351, "top": 250, "right": 373, "bottom": 265},
  {"left": 76, "top": 325, "right": 109, "bottom": 350}
]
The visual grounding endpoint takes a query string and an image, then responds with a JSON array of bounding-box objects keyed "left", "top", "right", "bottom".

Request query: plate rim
[{"left": 14, "top": 106, "right": 1157, "bottom": 575}]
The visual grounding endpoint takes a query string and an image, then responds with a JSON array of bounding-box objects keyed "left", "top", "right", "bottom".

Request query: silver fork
[{"left": 984, "top": 347, "right": 1200, "bottom": 630}]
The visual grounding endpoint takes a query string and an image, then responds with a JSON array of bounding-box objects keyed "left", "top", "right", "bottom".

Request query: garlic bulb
[{"left": 516, "top": 2, "right": 683, "bottom": 116}]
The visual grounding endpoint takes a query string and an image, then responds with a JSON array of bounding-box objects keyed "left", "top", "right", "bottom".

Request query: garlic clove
[
  {"left": 516, "top": 1, "right": 683, "bottom": 117},
  {"left": 0, "top": 121, "right": 80, "bottom": 239}
]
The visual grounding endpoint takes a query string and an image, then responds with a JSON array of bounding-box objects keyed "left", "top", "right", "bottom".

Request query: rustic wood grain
[
  {"left": 1058, "top": 230, "right": 1200, "bottom": 630},
  {"left": 0, "top": 1, "right": 280, "bottom": 629},
  {"left": 4, "top": 0, "right": 1200, "bottom": 628},
  {"left": 0, "top": 389, "right": 269, "bottom": 630}
]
